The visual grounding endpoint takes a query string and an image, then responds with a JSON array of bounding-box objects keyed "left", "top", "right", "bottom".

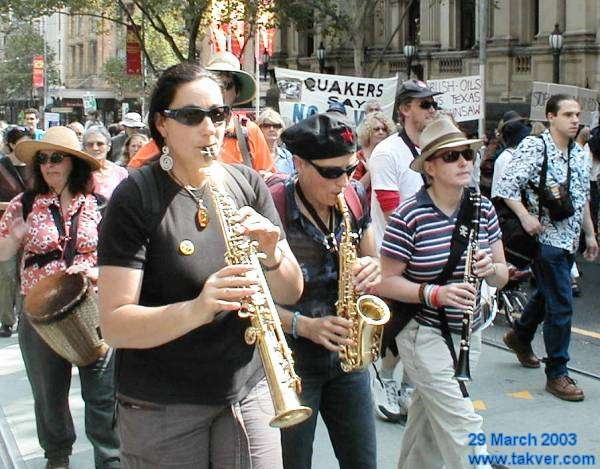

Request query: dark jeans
[
  {"left": 514, "top": 243, "right": 575, "bottom": 379},
  {"left": 281, "top": 354, "right": 376, "bottom": 469},
  {"left": 18, "top": 316, "right": 120, "bottom": 468}
]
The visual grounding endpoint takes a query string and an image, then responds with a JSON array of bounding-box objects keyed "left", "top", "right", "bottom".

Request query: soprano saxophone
[
  {"left": 455, "top": 191, "right": 482, "bottom": 382},
  {"left": 204, "top": 149, "right": 312, "bottom": 428},
  {"left": 336, "top": 193, "right": 390, "bottom": 373}
]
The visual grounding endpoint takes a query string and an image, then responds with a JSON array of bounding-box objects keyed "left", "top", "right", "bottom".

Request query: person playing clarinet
[{"left": 377, "top": 115, "right": 508, "bottom": 469}]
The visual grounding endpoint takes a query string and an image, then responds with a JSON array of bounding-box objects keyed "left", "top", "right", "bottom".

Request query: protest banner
[
  {"left": 275, "top": 67, "right": 398, "bottom": 126},
  {"left": 427, "top": 76, "right": 483, "bottom": 123},
  {"left": 530, "top": 82, "right": 598, "bottom": 126}
]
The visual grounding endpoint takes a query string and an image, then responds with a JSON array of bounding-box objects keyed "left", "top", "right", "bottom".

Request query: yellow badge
[{"left": 178, "top": 239, "right": 195, "bottom": 256}]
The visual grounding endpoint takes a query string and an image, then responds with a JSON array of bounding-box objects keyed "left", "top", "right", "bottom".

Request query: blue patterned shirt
[{"left": 495, "top": 130, "right": 591, "bottom": 253}]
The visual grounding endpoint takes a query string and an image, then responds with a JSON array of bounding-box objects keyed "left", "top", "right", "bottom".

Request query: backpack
[
  {"left": 128, "top": 163, "right": 257, "bottom": 234},
  {"left": 266, "top": 173, "right": 364, "bottom": 230}
]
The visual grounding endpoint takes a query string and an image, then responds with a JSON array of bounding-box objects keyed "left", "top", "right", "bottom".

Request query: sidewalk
[{"left": 1, "top": 327, "right": 598, "bottom": 469}]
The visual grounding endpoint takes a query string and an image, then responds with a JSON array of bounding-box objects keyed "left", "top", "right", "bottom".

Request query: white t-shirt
[
  {"left": 491, "top": 148, "right": 514, "bottom": 198},
  {"left": 369, "top": 132, "right": 424, "bottom": 252}
]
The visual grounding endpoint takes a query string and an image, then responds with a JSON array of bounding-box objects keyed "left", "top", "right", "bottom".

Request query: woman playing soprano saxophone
[
  {"left": 377, "top": 115, "right": 508, "bottom": 469},
  {"left": 98, "top": 63, "right": 303, "bottom": 469}
]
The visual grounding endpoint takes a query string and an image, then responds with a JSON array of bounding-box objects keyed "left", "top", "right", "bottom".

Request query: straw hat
[
  {"left": 15, "top": 126, "right": 101, "bottom": 170},
  {"left": 410, "top": 115, "right": 483, "bottom": 174},
  {"left": 205, "top": 51, "right": 257, "bottom": 106}
]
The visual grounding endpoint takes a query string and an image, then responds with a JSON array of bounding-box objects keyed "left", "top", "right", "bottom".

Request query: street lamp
[
  {"left": 262, "top": 48, "right": 270, "bottom": 81},
  {"left": 403, "top": 43, "right": 417, "bottom": 79},
  {"left": 549, "top": 23, "right": 564, "bottom": 84},
  {"left": 316, "top": 41, "right": 326, "bottom": 74}
]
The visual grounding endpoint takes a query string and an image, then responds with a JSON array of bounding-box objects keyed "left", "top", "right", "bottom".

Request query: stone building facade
[{"left": 272, "top": 0, "right": 600, "bottom": 123}]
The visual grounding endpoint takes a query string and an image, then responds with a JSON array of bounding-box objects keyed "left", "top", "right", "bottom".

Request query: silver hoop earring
[{"left": 159, "top": 145, "right": 174, "bottom": 171}]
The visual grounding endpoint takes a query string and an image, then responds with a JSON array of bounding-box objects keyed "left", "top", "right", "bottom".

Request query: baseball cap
[{"left": 397, "top": 79, "right": 442, "bottom": 101}]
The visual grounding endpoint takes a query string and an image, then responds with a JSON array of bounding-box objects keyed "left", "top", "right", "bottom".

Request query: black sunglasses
[
  {"left": 307, "top": 160, "right": 359, "bottom": 179},
  {"left": 36, "top": 152, "right": 70, "bottom": 165},
  {"left": 162, "top": 106, "right": 231, "bottom": 126},
  {"left": 430, "top": 148, "right": 475, "bottom": 163},
  {"left": 419, "top": 101, "right": 439, "bottom": 110},
  {"left": 260, "top": 123, "right": 283, "bottom": 130}
]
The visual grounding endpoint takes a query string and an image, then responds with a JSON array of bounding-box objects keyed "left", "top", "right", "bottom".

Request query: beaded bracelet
[
  {"left": 431, "top": 285, "right": 441, "bottom": 308},
  {"left": 291, "top": 311, "right": 301, "bottom": 339},
  {"left": 418, "top": 283, "right": 428, "bottom": 304}
]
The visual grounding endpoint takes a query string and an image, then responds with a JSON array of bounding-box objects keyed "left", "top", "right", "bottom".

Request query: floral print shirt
[
  {"left": 0, "top": 192, "right": 101, "bottom": 295},
  {"left": 495, "top": 130, "right": 591, "bottom": 253}
]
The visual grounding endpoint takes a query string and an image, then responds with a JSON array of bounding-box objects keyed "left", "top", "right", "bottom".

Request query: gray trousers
[
  {"left": 117, "top": 378, "right": 283, "bottom": 469},
  {"left": 0, "top": 255, "right": 20, "bottom": 327}
]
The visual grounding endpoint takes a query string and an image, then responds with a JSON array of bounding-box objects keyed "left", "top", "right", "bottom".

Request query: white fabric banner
[
  {"left": 427, "top": 76, "right": 483, "bottom": 123},
  {"left": 275, "top": 67, "right": 399, "bottom": 126}
]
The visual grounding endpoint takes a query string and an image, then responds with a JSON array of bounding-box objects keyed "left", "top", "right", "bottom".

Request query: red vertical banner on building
[
  {"left": 32, "top": 55, "right": 44, "bottom": 88},
  {"left": 126, "top": 25, "right": 142, "bottom": 75}
]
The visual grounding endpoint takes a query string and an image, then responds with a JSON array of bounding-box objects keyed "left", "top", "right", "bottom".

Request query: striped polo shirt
[{"left": 381, "top": 187, "right": 501, "bottom": 332}]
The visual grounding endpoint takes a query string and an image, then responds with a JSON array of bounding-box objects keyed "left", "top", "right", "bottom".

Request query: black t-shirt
[{"left": 98, "top": 162, "right": 285, "bottom": 405}]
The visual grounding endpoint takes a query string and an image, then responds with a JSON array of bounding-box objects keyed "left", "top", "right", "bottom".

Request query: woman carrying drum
[
  {"left": 0, "top": 126, "right": 120, "bottom": 469},
  {"left": 97, "top": 63, "right": 303, "bottom": 468}
]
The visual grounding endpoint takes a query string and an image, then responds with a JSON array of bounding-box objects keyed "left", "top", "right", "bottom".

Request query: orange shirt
[
  {"left": 128, "top": 119, "right": 274, "bottom": 172},
  {"left": 128, "top": 140, "right": 160, "bottom": 169},
  {"left": 221, "top": 118, "right": 274, "bottom": 171}
]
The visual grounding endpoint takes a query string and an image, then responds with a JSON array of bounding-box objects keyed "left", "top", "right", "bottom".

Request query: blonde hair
[
  {"left": 530, "top": 121, "right": 546, "bottom": 136},
  {"left": 257, "top": 108, "right": 286, "bottom": 129},
  {"left": 357, "top": 112, "right": 395, "bottom": 148}
]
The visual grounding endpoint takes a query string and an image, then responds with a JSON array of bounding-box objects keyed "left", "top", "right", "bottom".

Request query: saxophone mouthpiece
[{"left": 201, "top": 144, "right": 219, "bottom": 161}]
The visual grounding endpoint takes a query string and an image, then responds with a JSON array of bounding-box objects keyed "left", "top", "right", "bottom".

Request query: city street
[{"left": 1, "top": 258, "right": 599, "bottom": 469}]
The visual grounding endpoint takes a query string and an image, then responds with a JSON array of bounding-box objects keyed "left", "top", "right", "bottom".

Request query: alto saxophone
[
  {"left": 204, "top": 150, "right": 312, "bottom": 428},
  {"left": 336, "top": 193, "right": 390, "bottom": 373}
]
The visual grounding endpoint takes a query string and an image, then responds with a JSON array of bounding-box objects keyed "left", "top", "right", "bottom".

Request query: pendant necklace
[{"left": 168, "top": 170, "right": 210, "bottom": 230}]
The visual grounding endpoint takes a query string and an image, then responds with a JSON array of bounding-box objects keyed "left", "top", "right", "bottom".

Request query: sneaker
[
  {"left": 397, "top": 385, "right": 414, "bottom": 416},
  {"left": 371, "top": 375, "right": 402, "bottom": 422},
  {"left": 546, "top": 375, "right": 585, "bottom": 402},
  {"left": 45, "top": 456, "right": 69, "bottom": 469},
  {"left": 0, "top": 325, "right": 12, "bottom": 338},
  {"left": 502, "top": 329, "right": 540, "bottom": 368}
]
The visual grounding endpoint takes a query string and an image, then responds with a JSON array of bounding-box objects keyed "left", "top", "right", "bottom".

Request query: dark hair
[
  {"left": 501, "top": 121, "right": 531, "bottom": 148},
  {"left": 545, "top": 94, "right": 577, "bottom": 117},
  {"left": 32, "top": 153, "right": 93, "bottom": 195},
  {"left": 148, "top": 63, "right": 223, "bottom": 148},
  {"left": 24, "top": 108, "right": 39, "bottom": 118},
  {"left": 4, "top": 126, "right": 33, "bottom": 149},
  {"left": 107, "top": 123, "right": 121, "bottom": 137}
]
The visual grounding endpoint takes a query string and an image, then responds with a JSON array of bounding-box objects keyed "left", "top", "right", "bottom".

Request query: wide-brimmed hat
[
  {"left": 121, "top": 112, "right": 145, "bottom": 128},
  {"left": 206, "top": 52, "right": 257, "bottom": 106},
  {"left": 410, "top": 115, "right": 483, "bottom": 173},
  {"left": 15, "top": 126, "right": 101, "bottom": 170}
]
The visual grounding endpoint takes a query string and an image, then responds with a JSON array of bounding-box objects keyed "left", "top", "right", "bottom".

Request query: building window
[
  {"left": 78, "top": 44, "right": 84, "bottom": 75},
  {"left": 70, "top": 45, "right": 76, "bottom": 75},
  {"left": 408, "top": 0, "right": 420, "bottom": 43},
  {"left": 533, "top": 0, "right": 539, "bottom": 37},
  {"left": 88, "top": 40, "right": 97, "bottom": 75},
  {"left": 459, "top": 0, "right": 476, "bottom": 50}
]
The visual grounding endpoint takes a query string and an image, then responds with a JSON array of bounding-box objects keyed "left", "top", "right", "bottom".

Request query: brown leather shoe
[
  {"left": 502, "top": 329, "right": 540, "bottom": 368},
  {"left": 546, "top": 376, "right": 585, "bottom": 402}
]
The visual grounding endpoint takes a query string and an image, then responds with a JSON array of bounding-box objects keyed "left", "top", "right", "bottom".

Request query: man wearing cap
[
  {"left": 206, "top": 51, "right": 274, "bottom": 172},
  {"left": 109, "top": 112, "right": 146, "bottom": 162},
  {"left": 378, "top": 114, "right": 508, "bottom": 469},
  {"left": 368, "top": 79, "right": 441, "bottom": 423},
  {"left": 273, "top": 113, "right": 380, "bottom": 469}
]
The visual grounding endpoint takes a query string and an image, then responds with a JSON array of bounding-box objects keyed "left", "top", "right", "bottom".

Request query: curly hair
[{"left": 356, "top": 112, "right": 395, "bottom": 148}]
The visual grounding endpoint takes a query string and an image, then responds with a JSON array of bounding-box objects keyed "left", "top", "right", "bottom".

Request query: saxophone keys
[{"left": 244, "top": 326, "right": 259, "bottom": 345}]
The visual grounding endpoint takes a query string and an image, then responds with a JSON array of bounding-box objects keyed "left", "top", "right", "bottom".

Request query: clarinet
[{"left": 455, "top": 191, "right": 482, "bottom": 382}]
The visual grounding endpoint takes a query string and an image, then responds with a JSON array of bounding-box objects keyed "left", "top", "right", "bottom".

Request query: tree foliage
[
  {"left": 0, "top": 23, "right": 59, "bottom": 101},
  {"left": 1, "top": 0, "right": 273, "bottom": 76},
  {"left": 101, "top": 57, "right": 143, "bottom": 98}
]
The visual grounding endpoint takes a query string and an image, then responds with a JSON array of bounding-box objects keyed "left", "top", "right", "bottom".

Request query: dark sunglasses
[
  {"left": 419, "top": 101, "right": 439, "bottom": 110},
  {"left": 162, "top": 105, "right": 231, "bottom": 126},
  {"left": 307, "top": 160, "right": 359, "bottom": 179},
  {"left": 260, "top": 123, "right": 283, "bottom": 130},
  {"left": 36, "top": 152, "right": 70, "bottom": 165},
  {"left": 429, "top": 148, "right": 475, "bottom": 163}
]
